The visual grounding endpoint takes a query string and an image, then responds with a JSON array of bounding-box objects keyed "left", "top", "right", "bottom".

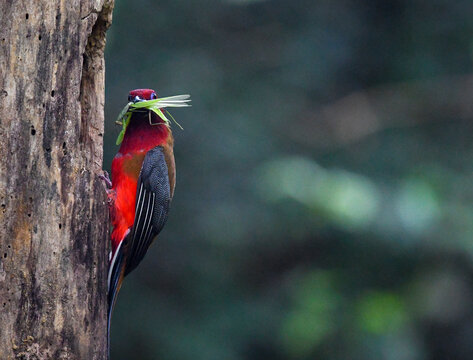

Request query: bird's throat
[{"left": 118, "top": 111, "right": 170, "bottom": 154}]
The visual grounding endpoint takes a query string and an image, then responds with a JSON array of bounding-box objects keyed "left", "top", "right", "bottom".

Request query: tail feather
[{"left": 107, "top": 235, "right": 128, "bottom": 358}]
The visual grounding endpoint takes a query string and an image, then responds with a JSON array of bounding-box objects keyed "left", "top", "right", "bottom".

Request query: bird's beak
[{"left": 133, "top": 96, "right": 144, "bottom": 103}]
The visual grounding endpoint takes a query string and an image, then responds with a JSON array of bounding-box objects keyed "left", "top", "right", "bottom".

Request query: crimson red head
[{"left": 128, "top": 89, "right": 158, "bottom": 103}]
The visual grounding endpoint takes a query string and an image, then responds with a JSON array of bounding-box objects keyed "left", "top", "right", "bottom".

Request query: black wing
[{"left": 124, "top": 146, "right": 172, "bottom": 276}]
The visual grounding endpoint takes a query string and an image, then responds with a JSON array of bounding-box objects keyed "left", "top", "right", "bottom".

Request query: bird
[{"left": 101, "top": 88, "right": 190, "bottom": 349}]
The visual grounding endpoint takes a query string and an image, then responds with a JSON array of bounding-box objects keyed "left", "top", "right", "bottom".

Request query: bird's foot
[
  {"left": 98, "top": 171, "right": 116, "bottom": 211},
  {"left": 99, "top": 170, "right": 113, "bottom": 189}
]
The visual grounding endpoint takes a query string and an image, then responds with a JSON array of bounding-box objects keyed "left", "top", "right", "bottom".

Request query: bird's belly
[{"left": 110, "top": 152, "right": 147, "bottom": 250}]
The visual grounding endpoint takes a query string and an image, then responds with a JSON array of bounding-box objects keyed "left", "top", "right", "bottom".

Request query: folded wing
[{"left": 125, "top": 146, "right": 172, "bottom": 275}]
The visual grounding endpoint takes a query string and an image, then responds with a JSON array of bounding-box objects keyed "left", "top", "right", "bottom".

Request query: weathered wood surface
[{"left": 0, "top": 0, "right": 114, "bottom": 358}]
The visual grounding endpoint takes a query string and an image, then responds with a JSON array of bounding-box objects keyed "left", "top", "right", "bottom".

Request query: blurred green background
[{"left": 104, "top": 1, "right": 473, "bottom": 359}]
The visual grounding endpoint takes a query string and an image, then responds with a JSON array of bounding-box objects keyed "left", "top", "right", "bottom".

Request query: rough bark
[{"left": 0, "top": 0, "right": 114, "bottom": 359}]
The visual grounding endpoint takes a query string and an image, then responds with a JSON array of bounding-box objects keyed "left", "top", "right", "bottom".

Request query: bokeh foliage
[{"left": 104, "top": 1, "right": 473, "bottom": 359}]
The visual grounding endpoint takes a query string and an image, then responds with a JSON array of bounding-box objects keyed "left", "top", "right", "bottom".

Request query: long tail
[{"left": 107, "top": 239, "right": 127, "bottom": 358}]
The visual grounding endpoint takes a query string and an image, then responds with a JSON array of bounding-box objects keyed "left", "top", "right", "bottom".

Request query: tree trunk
[{"left": 0, "top": 1, "right": 114, "bottom": 359}]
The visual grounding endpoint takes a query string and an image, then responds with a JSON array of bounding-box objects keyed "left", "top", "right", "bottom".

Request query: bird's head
[
  {"left": 128, "top": 89, "right": 158, "bottom": 103},
  {"left": 115, "top": 89, "right": 191, "bottom": 145}
]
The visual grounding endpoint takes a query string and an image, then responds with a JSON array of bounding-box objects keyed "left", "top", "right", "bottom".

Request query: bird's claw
[
  {"left": 99, "top": 170, "right": 113, "bottom": 189},
  {"left": 98, "top": 171, "right": 116, "bottom": 216}
]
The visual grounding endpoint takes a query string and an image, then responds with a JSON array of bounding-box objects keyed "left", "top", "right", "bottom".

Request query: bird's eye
[
  {"left": 128, "top": 94, "right": 133, "bottom": 102},
  {"left": 150, "top": 92, "right": 157, "bottom": 100}
]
